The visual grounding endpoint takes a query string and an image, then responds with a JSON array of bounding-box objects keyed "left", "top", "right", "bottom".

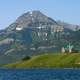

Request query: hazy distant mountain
[{"left": 57, "top": 20, "right": 80, "bottom": 31}]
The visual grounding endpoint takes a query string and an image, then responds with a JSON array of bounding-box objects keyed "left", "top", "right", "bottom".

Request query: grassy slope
[{"left": 4, "top": 53, "right": 80, "bottom": 68}]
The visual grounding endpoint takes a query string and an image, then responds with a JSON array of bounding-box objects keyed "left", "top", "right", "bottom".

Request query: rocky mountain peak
[{"left": 6, "top": 10, "right": 57, "bottom": 32}]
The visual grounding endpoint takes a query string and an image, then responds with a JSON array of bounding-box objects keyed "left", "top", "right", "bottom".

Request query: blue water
[{"left": 0, "top": 69, "right": 80, "bottom": 80}]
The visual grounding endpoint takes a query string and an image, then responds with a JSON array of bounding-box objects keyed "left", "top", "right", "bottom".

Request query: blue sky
[{"left": 0, "top": 0, "right": 80, "bottom": 29}]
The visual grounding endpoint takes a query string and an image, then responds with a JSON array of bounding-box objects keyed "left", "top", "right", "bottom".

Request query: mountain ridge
[{"left": 5, "top": 10, "right": 80, "bottom": 32}]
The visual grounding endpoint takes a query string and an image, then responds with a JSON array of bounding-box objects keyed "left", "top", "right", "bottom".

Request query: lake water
[{"left": 0, "top": 69, "right": 80, "bottom": 80}]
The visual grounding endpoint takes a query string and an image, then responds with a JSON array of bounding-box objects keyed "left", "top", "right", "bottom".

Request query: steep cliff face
[{"left": 5, "top": 11, "right": 65, "bottom": 44}]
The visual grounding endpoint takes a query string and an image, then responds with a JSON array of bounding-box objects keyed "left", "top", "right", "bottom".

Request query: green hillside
[{"left": 4, "top": 53, "right": 80, "bottom": 68}]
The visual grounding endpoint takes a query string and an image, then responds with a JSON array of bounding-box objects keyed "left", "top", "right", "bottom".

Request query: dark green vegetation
[
  {"left": 4, "top": 53, "right": 80, "bottom": 68},
  {"left": 22, "top": 56, "right": 31, "bottom": 61}
]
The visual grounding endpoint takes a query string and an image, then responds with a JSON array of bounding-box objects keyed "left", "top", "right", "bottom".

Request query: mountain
[
  {"left": 0, "top": 10, "right": 80, "bottom": 65},
  {"left": 57, "top": 20, "right": 80, "bottom": 31}
]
